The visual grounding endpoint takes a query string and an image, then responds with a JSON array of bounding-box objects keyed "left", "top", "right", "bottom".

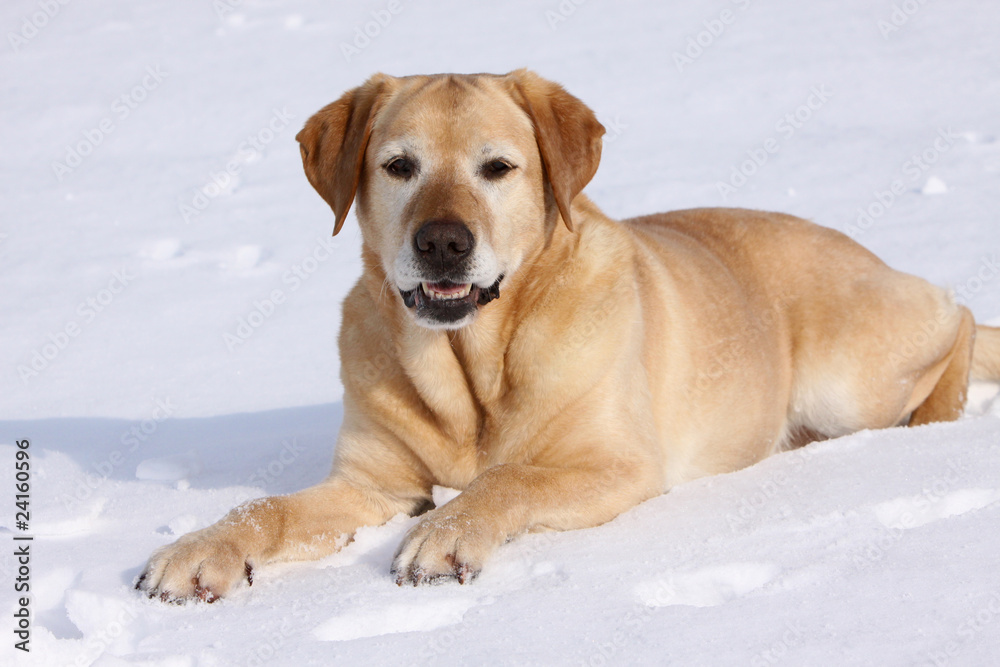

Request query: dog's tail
[{"left": 972, "top": 325, "right": 1000, "bottom": 382}]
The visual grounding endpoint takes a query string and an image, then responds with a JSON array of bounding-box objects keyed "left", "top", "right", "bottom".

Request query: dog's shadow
[{"left": 0, "top": 402, "right": 342, "bottom": 495}]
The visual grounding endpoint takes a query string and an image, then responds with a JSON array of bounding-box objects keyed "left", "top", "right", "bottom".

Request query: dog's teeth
[{"left": 421, "top": 282, "right": 472, "bottom": 300}]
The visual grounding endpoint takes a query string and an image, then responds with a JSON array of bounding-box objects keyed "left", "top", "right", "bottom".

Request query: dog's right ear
[{"left": 296, "top": 74, "right": 392, "bottom": 235}]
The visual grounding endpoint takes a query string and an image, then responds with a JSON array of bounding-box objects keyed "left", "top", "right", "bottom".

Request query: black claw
[
  {"left": 245, "top": 561, "right": 254, "bottom": 586},
  {"left": 134, "top": 573, "right": 147, "bottom": 590}
]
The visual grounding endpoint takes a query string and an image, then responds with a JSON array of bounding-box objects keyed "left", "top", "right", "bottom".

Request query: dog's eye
[
  {"left": 482, "top": 159, "right": 515, "bottom": 180},
  {"left": 384, "top": 157, "right": 416, "bottom": 179}
]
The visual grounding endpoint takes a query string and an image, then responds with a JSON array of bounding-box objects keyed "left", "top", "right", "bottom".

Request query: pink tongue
[{"left": 428, "top": 282, "right": 467, "bottom": 295}]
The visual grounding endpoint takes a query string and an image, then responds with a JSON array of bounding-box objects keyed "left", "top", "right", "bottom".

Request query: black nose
[{"left": 413, "top": 221, "right": 474, "bottom": 270}]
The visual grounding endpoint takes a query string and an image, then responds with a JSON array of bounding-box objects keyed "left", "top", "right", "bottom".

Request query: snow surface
[{"left": 3, "top": 0, "right": 1000, "bottom": 665}]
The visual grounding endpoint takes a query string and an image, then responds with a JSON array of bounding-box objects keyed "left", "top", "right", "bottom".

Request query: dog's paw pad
[{"left": 635, "top": 562, "right": 778, "bottom": 608}]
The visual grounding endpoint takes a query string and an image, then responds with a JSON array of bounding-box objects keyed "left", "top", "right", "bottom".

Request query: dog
[{"left": 137, "top": 70, "right": 1000, "bottom": 601}]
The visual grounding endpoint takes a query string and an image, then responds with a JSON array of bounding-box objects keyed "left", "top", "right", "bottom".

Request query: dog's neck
[{"left": 356, "top": 197, "right": 602, "bottom": 443}]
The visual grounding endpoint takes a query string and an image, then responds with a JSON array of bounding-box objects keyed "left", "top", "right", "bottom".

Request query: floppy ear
[
  {"left": 509, "top": 69, "right": 605, "bottom": 231},
  {"left": 296, "top": 74, "right": 392, "bottom": 235}
]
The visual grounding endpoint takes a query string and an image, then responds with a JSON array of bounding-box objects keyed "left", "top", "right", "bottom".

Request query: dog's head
[{"left": 296, "top": 70, "right": 604, "bottom": 329}]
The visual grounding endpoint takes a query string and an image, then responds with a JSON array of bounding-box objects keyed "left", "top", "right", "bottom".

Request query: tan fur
[
  {"left": 973, "top": 325, "right": 1000, "bottom": 381},
  {"left": 138, "top": 70, "right": 1000, "bottom": 600}
]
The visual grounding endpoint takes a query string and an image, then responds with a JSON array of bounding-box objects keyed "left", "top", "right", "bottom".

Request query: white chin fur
[{"left": 413, "top": 311, "right": 477, "bottom": 330}]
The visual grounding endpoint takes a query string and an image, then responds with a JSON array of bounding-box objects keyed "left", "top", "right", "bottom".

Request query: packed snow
[{"left": 2, "top": 0, "right": 1000, "bottom": 665}]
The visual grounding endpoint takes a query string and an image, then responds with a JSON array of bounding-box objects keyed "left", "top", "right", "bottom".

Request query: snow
[{"left": 2, "top": 0, "right": 1000, "bottom": 665}]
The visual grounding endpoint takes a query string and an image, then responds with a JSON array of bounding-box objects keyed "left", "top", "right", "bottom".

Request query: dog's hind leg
[
  {"left": 972, "top": 324, "right": 1000, "bottom": 382},
  {"left": 908, "top": 306, "right": 975, "bottom": 426}
]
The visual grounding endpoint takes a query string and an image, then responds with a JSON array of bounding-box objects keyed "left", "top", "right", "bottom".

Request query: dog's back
[{"left": 620, "top": 207, "right": 982, "bottom": 478}]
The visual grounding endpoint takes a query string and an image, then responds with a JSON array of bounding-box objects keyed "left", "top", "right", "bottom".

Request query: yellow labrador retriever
[{"left": 138, "top": 70, "right": 1000, "bottom": 600}]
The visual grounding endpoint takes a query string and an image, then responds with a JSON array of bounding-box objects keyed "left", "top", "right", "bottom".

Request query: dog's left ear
[
  {"left": 508, "top": 69, "right": 605, "bottom": 232},
  {"left": 296, "top": 74, "right": 393, "bottom": 235}
]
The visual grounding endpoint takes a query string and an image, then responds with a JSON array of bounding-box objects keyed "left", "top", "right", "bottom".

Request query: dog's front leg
[
  {"left": 138, "top": 476, "right": 423, "bottom": 602},
  {"left": 391, "top": 459, "right": 660, "bottom": 585}
]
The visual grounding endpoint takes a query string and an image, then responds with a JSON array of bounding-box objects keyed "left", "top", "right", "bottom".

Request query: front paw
[
  {"left": 136, "top": 527, "right": 254, "bottom": 603},
  {"left": 390, "top": 506, "right": 505, "bottom": 586}
]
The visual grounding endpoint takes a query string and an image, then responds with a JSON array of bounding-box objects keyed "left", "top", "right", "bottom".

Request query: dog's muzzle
[{"left": 398, "top": 220, "right": 503, "bottom": 326}]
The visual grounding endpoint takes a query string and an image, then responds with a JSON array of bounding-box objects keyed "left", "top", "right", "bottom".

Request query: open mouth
[
  {"left": 421, "top": 281, "right": 473, "bottom": 301},
  {"left": 399, "top": 276, "right": 503, "bottom": 324}
]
